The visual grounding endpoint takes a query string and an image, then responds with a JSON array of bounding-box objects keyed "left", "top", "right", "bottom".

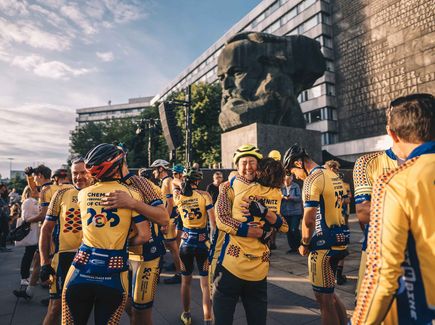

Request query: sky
[{"left": 0, "top": 0, "right": 262, "bottom": 178}]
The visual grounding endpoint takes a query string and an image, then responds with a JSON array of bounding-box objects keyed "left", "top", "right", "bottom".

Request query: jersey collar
[
  {"left": 407, "top": 141, "right": 435, "bottom": 160},
  {"left": 309, "top": 165, "right": 323, "bottom": 175},
  {"left": 120, "top": 172, "right": 135, "bottom": 182},
  {"left": 385, "top": 148, "right": 397, "bottom": 160}
]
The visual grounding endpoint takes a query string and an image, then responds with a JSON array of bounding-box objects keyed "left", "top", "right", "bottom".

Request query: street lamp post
[{"left": 7, "top": 158, "right": 13, "bottom": 179}]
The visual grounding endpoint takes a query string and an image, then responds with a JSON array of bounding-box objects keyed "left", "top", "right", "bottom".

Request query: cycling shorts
[
  {"left": 179, "top": 243, "right": 209, "bottom": 276},
  {"left": 129, "top": 257, "right": 160, "bottom": 310},
  {"left": 308, "top": 249, "right": 347, "bottom": 294},
  {"left": 62, "top": 265, "right": 128, "bottom": 325},
  {"left": 163, "top": 218, "right": 177, "bottom": 242},
  {"left": 49, "top": 251, "right": 75, "bottom": 299}
]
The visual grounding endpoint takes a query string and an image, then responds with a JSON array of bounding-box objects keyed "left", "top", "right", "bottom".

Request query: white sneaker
[
  {"left": 20, "top": 279, "right": 29, "bottom": 286},
  {"left": 25, "top": 286, "right": 34, "bottom": 298}
]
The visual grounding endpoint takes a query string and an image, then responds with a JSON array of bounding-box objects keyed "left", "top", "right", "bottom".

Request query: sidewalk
[{"left": 0, "top": 215, "right": 362, "bottom": 324}]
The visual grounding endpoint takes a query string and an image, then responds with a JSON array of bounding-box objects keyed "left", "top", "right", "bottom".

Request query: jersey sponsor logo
[
  {"left": 401, "top": 263, "right": 418, "bottom": 320},
  {"left": 182, "top": 208, "right": 202, "bottom": 220},
  {"left": 314, "top": 207, "right": 323, "bottom": 236},
  {"left": 86, "top": 208, "right": 120, "bottom": 228},
  {"left": 89, "top": 258, "right": 106, "bottom": 266}
]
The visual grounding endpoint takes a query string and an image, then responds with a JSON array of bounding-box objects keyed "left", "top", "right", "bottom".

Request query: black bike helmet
[
  {"left": 283, "top": 144, "right": 309, "bottom": 170},
  {"left": 183, "top": 168, "right": 203, "bottom": 181},
  {"left": 51, "top": 168, "right": 68, "bottom": 179},
  {"left": 84, "top": 143, "right": 125, "bottom": 179}
]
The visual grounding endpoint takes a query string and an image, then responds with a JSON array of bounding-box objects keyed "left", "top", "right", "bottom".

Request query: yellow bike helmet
[
  {"left": 233, "top": 144, "right": 263, "bottom": 165},
  {"left": 268, "top": 150, "right": 281, "bottom": 161}
]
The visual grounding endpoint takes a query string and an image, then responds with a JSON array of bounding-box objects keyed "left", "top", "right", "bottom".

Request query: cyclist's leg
[{"left": 196, "top": 247, "right": 211, "bottom": 321}]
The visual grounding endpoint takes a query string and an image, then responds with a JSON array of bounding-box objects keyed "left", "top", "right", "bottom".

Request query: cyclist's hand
[
  {"left": 40, "top": 264, "right": 55, "bottom": 283},
  {"left": 102, "top": 190, "right": 136, "bottom": 209}
]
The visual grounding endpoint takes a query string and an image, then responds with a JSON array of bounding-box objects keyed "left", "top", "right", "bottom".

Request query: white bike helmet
[{"left": 150, "top": 159, "right": 170, "bottom": 169}]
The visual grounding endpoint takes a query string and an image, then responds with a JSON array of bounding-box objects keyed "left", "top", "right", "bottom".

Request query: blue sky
[{"left": 0, "top": 0, "right": 261, "bottom": 178}]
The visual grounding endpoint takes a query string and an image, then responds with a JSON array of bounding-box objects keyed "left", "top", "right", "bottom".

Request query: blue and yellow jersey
[
  {"left": 352, "top": 142, "right": 435, "bottom": 325},
  {"left": 40, "top": 183, "right": 74, "bottom": 207},
  {"left": 46, "top": 187, "right": 82, "bottom": 253},
  {"left": 160, "top": 176, "right": 177, "bottom": 218},
  {"left": 121, "top": 173, "right": 166, "bottom": 262},
  {"left": 77, "top": 181, "right": 146, "bottom": 250},
  {"left": 216, "top": 176, "right": 287, "bottom": 281},
  {"left": 353, "top": 148, "right": 398, "bottom": 251},
  {"left": 303, "top": 167, "right": 347, "bottom": 250},
  {"left": 174, "top": 190, "right": 213, "bottom": 230}
]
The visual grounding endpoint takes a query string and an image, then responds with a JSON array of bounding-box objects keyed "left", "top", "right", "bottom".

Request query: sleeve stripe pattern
[
  {"left": 352, "top": 157, "right": 419, "bottom": 325},
  {"left": 303, "top": 170, "right": 323, "bottom": 203},
  {"left": 353, "top": 151, "right": 383, "bottom": 198},
  {"left": 216, "top": 182, "right": 241, "bottom": 231},
  {"left": 46, "top": 188, "right": 70, "bottom": 218},
  {"left": 129, "top": 175, "right": 163, "bottom": 204}
]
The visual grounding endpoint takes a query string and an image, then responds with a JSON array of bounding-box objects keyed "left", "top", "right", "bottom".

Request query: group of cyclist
[{"left": 10, "top": 92, "right": 434, "bottom": 325}]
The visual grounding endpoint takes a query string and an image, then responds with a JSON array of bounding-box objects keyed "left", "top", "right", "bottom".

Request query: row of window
[
  {"left": 286, "top": 12, "right": 331, "bottom": 36},
  {"left": 304, "top": 106, "right": 337, "bottom": 124},
  {"left": 321, "top": 132, "right": 337, "bottom": 145},
  {"left": 298, "top": 83, "right": 335, "bottom": 102},
  {"left": 80, "top": 108, "right": 144, "bottom": 120}
]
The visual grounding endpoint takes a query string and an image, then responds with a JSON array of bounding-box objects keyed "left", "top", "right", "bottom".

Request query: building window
[
  {"left": 299, "top": 14, "right": 320, "bottom": 33},
  {"left": 265, "top": 19, "right": 281, "bottom": 33},
  {"left": 325, "top": 83, "right": 335, "bottom": 96},
  {"left": 281, "top": 7, "right": 297, "bottom": 25},
  {"left": 298, "top": 0, "right": 317, "bottom": 12},
  {"left": 304, "top": 107, "right": 337, "bottom": 124},
  {"left": 325, "top": 60, "right": 334, "bottom": 72},
  {"left": 321, "top": 132, "right": 337, "bottom": 145},
  {"left": 321, "top": 13, "right": 331, "bottom": 25}
]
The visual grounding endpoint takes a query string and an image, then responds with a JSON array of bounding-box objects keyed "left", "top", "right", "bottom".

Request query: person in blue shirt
[{"left": 280, "top": 173, "right": 302, "bottom": 253}]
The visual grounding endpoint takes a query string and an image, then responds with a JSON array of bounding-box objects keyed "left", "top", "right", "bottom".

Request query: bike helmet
[
  {"left": 51, "top": 168, "right": 68, "bottom": 179},
  {"left": 268, "top": 150, "right": 281, "bottom": 162},
  {"left": 283, "top": 144, "right": 309, "bottom": 170},
  {"left": 84, "top": 143, "right": 125, "bottom": 179},
  {"left": 172, "top": 164, "right": 185, "bottom": 174},
  {"left": 183, "top": 168, "right": 203, "bottom": 181},
  {"left": 150, "top": 159, "right": 170, "bottom": 169},
  {"left": 233, "top": 144, "right": 263, "bottom": 165}
]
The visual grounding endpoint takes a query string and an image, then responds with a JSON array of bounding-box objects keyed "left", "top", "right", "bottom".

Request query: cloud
[
  {"left": 60, "top": 4, "right": 97, "bottom": 35},
  {"left": 96, "top": 51, "right": 114, "bottom": 62},
  {"left": 0, "top": 17, "right": 71, "bottom": 51},
  {"left": 103, "top": 0, "right": 146, "bottom": 23},
  {"left": 10, "top": 54, "right": 93, "bottom": 80},
  {"left": 0, "top": 0, "right": 29, "bottom": 16}
]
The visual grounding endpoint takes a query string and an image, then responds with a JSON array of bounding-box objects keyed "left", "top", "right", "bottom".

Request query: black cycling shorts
[{"left": 179, "top": 244, "right": 209, "bottom": 276}]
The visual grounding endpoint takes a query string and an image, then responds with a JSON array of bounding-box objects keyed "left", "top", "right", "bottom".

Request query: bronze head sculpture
[{"left": 218, "top": 32, "right": 326, "bottom": 131}]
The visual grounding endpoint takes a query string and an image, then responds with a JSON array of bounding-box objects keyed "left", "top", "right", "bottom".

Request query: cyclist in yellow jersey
[
  {"left": 101, "top": 166, "right": 168, "bottom": 325},
  {"left": 62, "top": 144, "right": 151, "bottom": 325},
  {"left": 172, "top": 164, "right": 185, "bottom": 247},
  {"left": 174, "top": 168, "right": 216, "bottom": 325},
  {"left": 150, "top": 159, "right": 182, "bottom": 284},
  {"left": 38, "top": 158, "right": 91, "bottom": 325},
  {"left": 208, "top": 171, "right": 238, "bottom": 300},
  {"left": 214, "top": 145, "right": 287, "bottom": 325},
  {"left": 353, "top": 147, "right": 400, "bottom": 298},
  {"left": 284, "top": 144, "right": 349, "bottom": 325},
  {"left": 352, "top": 93, "right": 435, "bottom": 325}
]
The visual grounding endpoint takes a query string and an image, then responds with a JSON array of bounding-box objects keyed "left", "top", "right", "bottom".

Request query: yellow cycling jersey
[
  {"left": 160, "top": 176, "right": 177, "bottom": 218},
  {"left": 353, "top": 149, "right": 398, "bottom": 204},
  {"left": 46, "top": 187, "right": 82, "bottom": 253},
  {"left": 77, "top": 181, "right": 146, "bottom": 250},
  {"left": 174, "top": 190, "right": 213, "bottom": 230},
  {"left": 352, "top": 142, "right": 435, "bottom": 325},
  {"left": 40, "top": 183, "right": 74, "bottom": 207},
  {"left": 216, "top": 176, "right": 288, "bottom": 281},
  {"left": 303, "top": 167, "right": 347, "bottom": 250}
]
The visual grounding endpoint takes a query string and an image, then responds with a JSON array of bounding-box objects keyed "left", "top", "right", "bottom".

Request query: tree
[
  {"left": 169, "top": 82, "right": 222, "bottom": 167},
  {"left": 69, "top": 108, "right": 168, "bottom": 168},
  {"left": 8, "top": 175, "right": 27, "bottom": 193}
]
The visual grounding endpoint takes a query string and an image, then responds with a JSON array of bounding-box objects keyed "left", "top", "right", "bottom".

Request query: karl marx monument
[
  {"left": 218, "top": 32, "right": 326, "bottom": 167},
  {"left": 218, "top": 32, "right": 326, "bottom": 132}
]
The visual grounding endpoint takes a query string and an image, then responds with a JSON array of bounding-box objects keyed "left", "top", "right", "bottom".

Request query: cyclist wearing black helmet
[
  {"left": 174, "top": 168, "right": 216, "bottom": 325},
  {"left": 283, "top": 144, "right": 348, "bottom": 325},
  {"left": 150, "top": 159, "right": 182, "bottom": 284},
  {"left": 51, "top": 168, "right": 70, "bottom": 186},
  {"left": 62, "top": 143, "right": 151, "bottom": 325},
  {"left": 102, "top": 162, "right": 169, "bottom": 325}
]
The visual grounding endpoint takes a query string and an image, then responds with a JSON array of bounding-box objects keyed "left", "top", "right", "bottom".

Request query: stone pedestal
[{"left": 221, "top": 123, "right": 322, "bottom": 168}]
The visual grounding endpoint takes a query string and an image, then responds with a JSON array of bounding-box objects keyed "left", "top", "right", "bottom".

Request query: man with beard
[{"left": 217, "top": 32, "right": 325, "bottom": 131}]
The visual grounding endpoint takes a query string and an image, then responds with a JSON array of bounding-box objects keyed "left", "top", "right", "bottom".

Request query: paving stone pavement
[{"left": 0, "top": 215, "right": 363, "bottom": 324}]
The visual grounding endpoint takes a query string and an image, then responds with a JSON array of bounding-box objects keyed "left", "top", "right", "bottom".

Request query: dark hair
[
  {"left": 388, "top": 93, "right": 435, "bottom": 143},
  {"left": 256, "top": 158, "right": 285, "bottom": 188},
  {"left": 34, "top": 165, "right": 52, "bottom": 179}
]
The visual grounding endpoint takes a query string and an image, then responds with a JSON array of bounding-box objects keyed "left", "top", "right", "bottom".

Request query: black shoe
[
  {"left": 40, "top": 298, "right": 50, "bottom": 306},
  {"left": 13, "top": 289, "right": 32, "bottom": 300},
  {"left": 336, "top": 274, "right": 347, "bottom": 285},
  {"left": 270, "top": 243, "right": 277, "bottom": 250},
  {"left": 164, "top": 273, "right": 181, "bottom": 284}
]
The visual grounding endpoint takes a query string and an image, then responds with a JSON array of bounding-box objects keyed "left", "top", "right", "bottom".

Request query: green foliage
[
  {"left": 8, "top": 175, "right": 27, "bottom": 193},
  {"left": 170, "top": 82, "right": 222, "bottom": 167},
  {"left": 70, "top": 108, "right": 168, "bottom": 168}
]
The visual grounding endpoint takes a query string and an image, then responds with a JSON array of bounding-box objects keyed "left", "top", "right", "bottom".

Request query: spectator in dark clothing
[
  {"left": 0, "top": 184, "right": 10, "bottom": 252},
  {"left": 280, "top": 174, "right": 303, "bottom": 253},
  {"left": 206, "top": 171, "right": 224, "bottom": 204}
]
